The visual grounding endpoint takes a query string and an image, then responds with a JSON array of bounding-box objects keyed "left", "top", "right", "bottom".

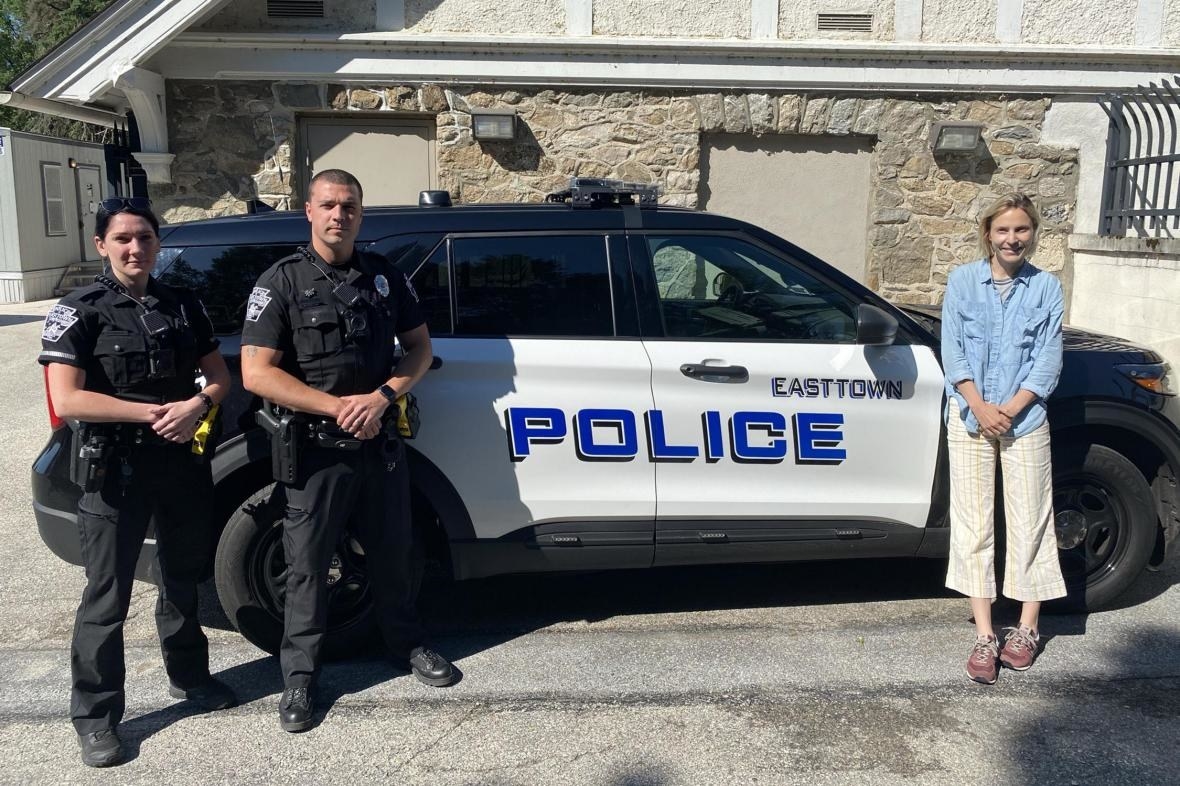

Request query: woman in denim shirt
[{"left": 941, "top": 194, "right": 1066, "bottom": 685}]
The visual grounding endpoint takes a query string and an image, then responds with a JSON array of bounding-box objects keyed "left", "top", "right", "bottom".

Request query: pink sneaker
[
  {"left": 966, "top": 634, "right": 999, "bottom": 684},
  {"left": 1000, "top": 626, "right": 1041, "bottom": 671}
]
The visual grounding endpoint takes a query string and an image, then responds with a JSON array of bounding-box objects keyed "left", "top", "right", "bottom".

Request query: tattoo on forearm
[{"left": 245, "top": 346, "right": 258, "bottom": 358}]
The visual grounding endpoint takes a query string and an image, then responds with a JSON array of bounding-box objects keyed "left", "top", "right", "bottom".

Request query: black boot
[
  {"left": 169, "top": 676, "right": 237, "bottom": 711},
  {"left": 78, "top": 727, "right": 123, "bottom": 768},
  {"left": 278, "top": 686, "right": 315, "bottom": 732},
  {"left": 408, "top": 646, "right": 455, "bottom": 687}
]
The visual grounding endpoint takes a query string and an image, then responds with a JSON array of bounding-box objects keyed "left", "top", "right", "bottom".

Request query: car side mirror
[{"left": 856, "top": 304, "right": 898, "bottom": 346}]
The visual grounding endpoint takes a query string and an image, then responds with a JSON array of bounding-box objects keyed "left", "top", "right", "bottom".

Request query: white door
[
  {"left": 299, "top": 118, "right": 434, "bottom": 207},
  {"left": 635, "top": 233, "right": 944, "bottom": 564},
  {"left": 406, "top": 232, "right": 656, "bottom": 565},
  {"left": 74, "top": 165, "right": 103, "bottom": 262}
]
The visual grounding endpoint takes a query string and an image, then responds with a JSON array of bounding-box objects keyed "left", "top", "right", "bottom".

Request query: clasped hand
[
  {"left": 973, "top": 400, "right": 1014, "bottom": 439},
  {"left": 149, "top": 399, "right": 205, "bottom": 443},
  {"left": 336, "top": 393, "right": 388, "bottom": 440}
]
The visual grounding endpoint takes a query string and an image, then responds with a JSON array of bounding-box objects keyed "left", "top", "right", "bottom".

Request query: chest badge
[
  {"left": 374, "top": 275, "right": 390, "bottom": 299},
  {"left": 303, "top": 289, "right": 316, "bottom": 298}
]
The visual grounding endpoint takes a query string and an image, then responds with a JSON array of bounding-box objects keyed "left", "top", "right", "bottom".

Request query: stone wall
[{"left": 153, "top": 81, "right": 1077, "bottom": 303}]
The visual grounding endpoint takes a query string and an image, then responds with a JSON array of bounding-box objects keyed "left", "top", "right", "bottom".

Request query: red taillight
[{"left": 42, "top": 366, "right": 65, "bottom": 430}]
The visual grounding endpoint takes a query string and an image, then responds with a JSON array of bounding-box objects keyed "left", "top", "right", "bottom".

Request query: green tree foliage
[{"left": 0, "top": 0, "right": 113, "bottom": 140}]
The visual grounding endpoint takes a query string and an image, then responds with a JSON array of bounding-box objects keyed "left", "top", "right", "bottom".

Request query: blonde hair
[{"left": 977, "top": 193, "right": 1041, "bottom": 261}]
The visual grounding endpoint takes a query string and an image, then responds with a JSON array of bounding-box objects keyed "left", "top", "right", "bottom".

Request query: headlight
[{"left": 1115, "top": 363, "right": 1176, "bottom": 396}]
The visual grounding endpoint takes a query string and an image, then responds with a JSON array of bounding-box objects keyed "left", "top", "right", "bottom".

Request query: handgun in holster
[
  {"left": 71, "top": 424, "right": 112, "bottom": 493},
  {"left": 256, "top": 402, "right": 301, "bottom": 483}
]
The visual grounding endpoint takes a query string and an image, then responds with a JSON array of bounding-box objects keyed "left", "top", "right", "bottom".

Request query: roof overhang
[
  {"left": 9, "top": 0, "right": 231, "bottom": 105},
  {"left": 151, "top": 32, "right": 1180, "bottom": 96}
]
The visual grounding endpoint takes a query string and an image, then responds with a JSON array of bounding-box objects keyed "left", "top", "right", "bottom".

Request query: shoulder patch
[
  {"left": 42, "top": 304, "right": 79, "bottom": 342},
  {"left": 245, "top": 287, "right": 272, "bottom": 322}
]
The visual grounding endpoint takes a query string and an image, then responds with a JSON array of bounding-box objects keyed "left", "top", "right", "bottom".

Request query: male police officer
[{"left": 241, "top": 169, "right": 454, "bottom": 732}]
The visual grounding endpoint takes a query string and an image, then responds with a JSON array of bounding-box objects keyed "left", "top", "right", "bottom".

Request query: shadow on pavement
[
  {"left": 1003, "top": 627, "right": 1180, "bottom": 785},
  {"left": 0, "top": 314, "right": 44, "bottom": 327}
]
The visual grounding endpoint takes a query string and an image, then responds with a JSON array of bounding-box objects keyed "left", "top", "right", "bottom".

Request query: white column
[
  {"left": 996, "top": 0, "right": 1023, "bottom": 44},
  {"left": 566, "top": 0, "right": 592, "bottom": 36},
  {"left": 112, "top": 66, "right": 174, "bottom": 184},
  {"left": 1135, "top": 0, "right": 1164, "bottom": 47},
  {"left": 894, "top": 0, "right": 922, "bottom": 41},
  {"left": 751, "top": 0, "right": 779, "bottom": 39},
  {"left": 377, "top": 0, "right": 406, "bottom": 31}
]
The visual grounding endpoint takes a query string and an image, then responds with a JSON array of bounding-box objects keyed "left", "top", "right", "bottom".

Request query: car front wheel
[
  {"left": 1051, "top": 443, "right": 1157, "bottom": 611},
  {"left": 214, "top": 484, "right": 377, "bottom": 657}
]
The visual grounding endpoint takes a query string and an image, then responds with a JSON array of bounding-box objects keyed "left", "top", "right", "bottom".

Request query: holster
[
  {"left": 256, "top": 403, "right": 301, "bottom": 484},
  {"left": 71, "top": 423, "right": 112, "bottom": 493}
]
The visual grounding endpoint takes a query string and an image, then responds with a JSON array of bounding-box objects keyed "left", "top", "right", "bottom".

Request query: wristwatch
[
  {"left": 377, "top": 384, "right": 398, "bottom": 404},
  {"left": 196, "top": 392, "right": 214, "bottom": 414}
]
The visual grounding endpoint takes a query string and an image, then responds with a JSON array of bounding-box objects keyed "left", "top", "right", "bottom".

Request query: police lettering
[
  {"left": 772, "top": 376, "right": 903, "bottom": 400},
  {"left": 506, "top": 407, "right": 845, "bottom": 465}
]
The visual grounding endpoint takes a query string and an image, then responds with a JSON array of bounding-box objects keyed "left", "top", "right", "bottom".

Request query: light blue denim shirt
[{"left": 941, "top": 258, "right": 1064, "bottom": 437}]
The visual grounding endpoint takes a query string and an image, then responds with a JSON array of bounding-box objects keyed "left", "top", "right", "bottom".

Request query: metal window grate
[
  {"left": 817, "top": 13, "right": 873, "bottom": 32},
  {"left": 1098, "top": 76, "right": 1180, "bottom": 237},
  {"left": 266, "top": 0, "right": 324, "bottom": 18}
]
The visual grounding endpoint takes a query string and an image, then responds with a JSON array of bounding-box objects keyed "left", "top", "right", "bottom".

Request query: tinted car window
[
  {"left": 158, "top": 244, "right": 300, "bottom": 335},
  {"left": 646, "top": 235, "right": 857, "bottom": 342},
  {"left": 451, "top": 235, "right": 614, "bottom": 337},
  {"left": 404, "top": 242, "right": 452, "bottom": 336}
]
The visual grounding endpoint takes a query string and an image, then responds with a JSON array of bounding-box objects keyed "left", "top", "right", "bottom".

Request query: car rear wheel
[
  {"left": 1051, "top": 443, "right": 1156, "bottom": 611},
  {"left": 214, "top": 484, "right": 377, "bottom": 658}
]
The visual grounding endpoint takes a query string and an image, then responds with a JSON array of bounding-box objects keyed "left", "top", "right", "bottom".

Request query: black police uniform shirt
[
  {"left": 38, "top": 275, "right": 219, "bottom": 404},
  {"left": 240, "top": 246, "right": 425, "bottom": 397}
]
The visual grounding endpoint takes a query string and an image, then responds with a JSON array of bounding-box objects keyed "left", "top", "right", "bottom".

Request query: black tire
[
  {"left": 213, "top": 483, "right": 377, "bottom": 658},
  {"left": 1050, "top": 443, "right": 1157, "bottom": 612}
]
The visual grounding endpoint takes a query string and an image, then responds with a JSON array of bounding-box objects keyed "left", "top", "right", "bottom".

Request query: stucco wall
[
  {"left": 405, "top": 0, "right": 564, "bottom": 34},
  {"left": 921, "top": 0, "right": 996, "bottom": 42},
  {"left": 593, "top": 0, "right": 750, "bottom": 38},
  {"left": 195, "top": 0, "right": 377, "bottom": 32},
  {"left": 779, "top": 0, "right": 894, "bottom": 41},
  {"left": 1070, "top": 240, "right": 1180, "bottom": 372},
  {"left": 1022, "top": 0, "right": 1137, "bottom": 45}
]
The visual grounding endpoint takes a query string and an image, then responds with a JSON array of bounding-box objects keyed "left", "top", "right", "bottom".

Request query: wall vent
[
  {"left": 267, "top": 0, "right": 325, "bottom": 18},
  {"left": 817, "top": 13, "right": 873, "bottom": 32}
]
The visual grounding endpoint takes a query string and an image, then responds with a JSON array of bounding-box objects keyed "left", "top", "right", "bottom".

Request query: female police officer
[{"left": 39, "top": 199, "right": 236, "bottom": 767}]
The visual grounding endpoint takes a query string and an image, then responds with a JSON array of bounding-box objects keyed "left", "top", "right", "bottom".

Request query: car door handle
[{"left": 680, "top": 363, "right": 749, "bottom": 383}]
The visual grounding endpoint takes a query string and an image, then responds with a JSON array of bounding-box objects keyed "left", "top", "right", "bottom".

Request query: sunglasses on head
[{"left": 99, "top": 197, "right": 153, "bottom": 212}]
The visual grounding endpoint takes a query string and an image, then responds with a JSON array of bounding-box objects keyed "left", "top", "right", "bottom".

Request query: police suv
[{"left": 32, "top": 179, "right": 1180, "bottom": 656}]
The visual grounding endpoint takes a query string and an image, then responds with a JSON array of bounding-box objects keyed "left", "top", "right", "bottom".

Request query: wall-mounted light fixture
[
  {"left": 67, "top": 157, "right": 78, "bottom": 168},
  {"left": 471, "top": 108, "right": 517, "bottom": 141},
  {"left": 929, "top": 121, "right": 984, "bottom": 153}
]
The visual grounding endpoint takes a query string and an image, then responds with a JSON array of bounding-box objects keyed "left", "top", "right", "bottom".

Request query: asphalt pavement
[{"left": 1, "top": 299, "right": 1178, "bottom": 785}]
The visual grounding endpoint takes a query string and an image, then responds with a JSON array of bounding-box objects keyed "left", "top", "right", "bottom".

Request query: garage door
[
  {"left": 298, "top": 117, "right": 435, "bottom": 208},
  {"left": 700, "top": 133, "right": 873, "bottom": 283}
]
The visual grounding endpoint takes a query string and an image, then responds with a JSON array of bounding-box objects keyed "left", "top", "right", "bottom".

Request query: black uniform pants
[
  {"left": 71, "top": 443, "right": 213, "bottom": 734},
  {"left": 277, "top": 434, "right": 424, "bottom": 688}
]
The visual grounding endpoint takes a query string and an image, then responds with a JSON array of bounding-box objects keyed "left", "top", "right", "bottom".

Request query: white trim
[
  {"left": 133, "top": 151, "right": 176, "bottom": 184},
  {"left": 113, "top": 66, "right": 168, "bottom": 153},
  {"left": 149, "top": 33, "right": 1180, "bottom": 95},
  {"left": 894, "top": 0, "right": 923, "bottom": 42},
  {"left": 996, "top": 0, "right": 1023, "bottom": 44},
  {"left": 376, "top": 0, "right": 405, "bottom": 31},
  {"left": 12, "top": 0, "right": 231, "bottom": 104},
  {"left": 751, "top": 0, "right": 778, "bottom": 40},
  {"left": 566, "top": 0, "right": 592, "bottom": 36},
  {"left": 1135, "top": 0, "right": 1165, "bottom": 48},
  {"left": 0, "top": 92, "right": 122, "bottom": 126}
]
